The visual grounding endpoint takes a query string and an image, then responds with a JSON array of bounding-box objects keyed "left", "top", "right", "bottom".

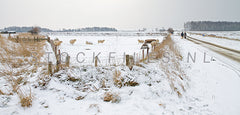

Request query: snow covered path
[
  {"left": 188, "top": 34, "right": 240, "bottom": 51},
  {"left": 173, "top": 35, "right": 240, "bottom": 115},
  {"left": 186, "top": 36, "right": 240, "bottom": 62}
]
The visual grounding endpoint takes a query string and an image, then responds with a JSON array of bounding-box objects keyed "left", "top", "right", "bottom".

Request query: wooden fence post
[
  {"left": 126, "top": 55, "right": 129, "bottom": 66},
  {"left": 95, "top": 57, "right": 98, "bottom": 67},
  {"left": 66, "top": 55, "right": 70, "bottom": 67},
  {"left": 48, "top": 62, "right": 52, "bottom": 75},
  {"left": 147, "top": 48, "right": 149, "bottom": 62},
  {"left": 47, "top": 36, "right": 50, "bottom": 42},
  {"left": 56, "top": 60, "right": 59, "bottom": 72},
  {"left": 142, "top": 49, "right": 144, "bottom": 62},
  {"left": 54, "top": 46, "right": 57, "bottom": 55},
  {"left": 55, "top": 49, "right": 61, "bottom": 72}
]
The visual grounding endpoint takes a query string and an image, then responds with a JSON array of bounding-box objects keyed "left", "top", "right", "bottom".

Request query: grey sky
[{"left": 0, "top": 0, "right": 240, "bottom": 30}]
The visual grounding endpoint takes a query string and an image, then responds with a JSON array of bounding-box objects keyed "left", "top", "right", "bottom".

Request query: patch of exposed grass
[
  {"left": 113, "top": 69, "right": 123, "bottom": 88},
  {"left": 17, "top": 88, "right": 33, "bottom": 107},
  {"left": 0, "top": 89, "right": 5, "bottom": 95},
  {"left": 103, "top": 92, "right": 121, "bottom": 103}
]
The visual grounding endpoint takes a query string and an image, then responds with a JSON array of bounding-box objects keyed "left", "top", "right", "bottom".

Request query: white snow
[
  {"left": 189, "top": 31, "right": 240, "bottom": 40},
  {"left": 1, "top": 32, "right": 240, "bottom": 115},
  {"left": 188, "top": 34, "right": 240, "bottom": 51}
]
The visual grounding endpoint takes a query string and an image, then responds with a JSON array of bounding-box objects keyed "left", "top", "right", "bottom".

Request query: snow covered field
[
  {"left": 48, "top": 33, "right": 165, "bottom": 66},
  {"left": 188, "top": 34, "right": 240, "bottom": 51},
  {"left": 189, "top": 31, "right": 240, "bottom": 40},
  {"left": 1, "top": 32, "right": 240, "bottom": 115}
]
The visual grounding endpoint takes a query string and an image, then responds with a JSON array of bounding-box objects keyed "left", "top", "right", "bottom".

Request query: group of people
[{"left": 181, "top": 32, "right": 187, "bottom": 39}]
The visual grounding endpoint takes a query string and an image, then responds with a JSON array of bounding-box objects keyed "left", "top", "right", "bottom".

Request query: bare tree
[
  {"left": 167, "top": 28, "right": 174, "bottom": 34},
  {"left": 28, "top": 27, "right": 40, "bottom": 35}
]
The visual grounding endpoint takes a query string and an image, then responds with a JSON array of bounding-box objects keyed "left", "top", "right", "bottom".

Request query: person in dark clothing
[
  {"left": 181, "top": 32, "right": 184, "bottom": 39},
  {"left": 184, "top": 32, "right": 187, "bottom": 39}
]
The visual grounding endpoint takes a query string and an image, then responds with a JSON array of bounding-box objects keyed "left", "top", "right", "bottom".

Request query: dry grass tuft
[
  {"left": 138, "top": 39, "right": 144, "bottom": 44},
  {"left": 113, "top": 69, "right": 123, "bottom": 88},
  {"left": 124, "top": 81, "right": 139, "bottom": 87},
  {"left": 0, "top": 89, "right": 5, "bottom": 95},
  {"left": 18, "top": 88, "right": 33, "bottom": 107},
  {"left": 86, "top": 41, "right": 93, "bottom": 45},
  {"left": 68, "top": 76, "right": 80, "bottom": 82},
  {"left": 103, "top": 92, "right": 121, "bottom": 103},
  {"left": 75, "top": 96, "right": 85, "bottom": 100},
  {"left": 88, "top": 104, "right": 101, "bottom": 113},
  {"left": 70, "top": 39, "right": 77, "bottom": 45},
  {"left": 7, "top": 75, "right": 20, "bottom": 93},
  {"left": 37, "top": 75, "right": 51, "bottom": 88},
  {"left": 98, "top": 40, "right": 105, "bottom": 44},
  {"left": 54, "top": 40, "right": 63, "bottom": 46},
  {"left": 113, "top": 69, "right": 139, "bottom": 88}
]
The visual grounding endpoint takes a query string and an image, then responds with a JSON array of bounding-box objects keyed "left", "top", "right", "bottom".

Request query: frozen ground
[{"left": 0, "top": 32, "right": 240, "bottom": 115}]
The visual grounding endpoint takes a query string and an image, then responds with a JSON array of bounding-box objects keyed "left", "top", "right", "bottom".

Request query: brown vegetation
[
  {"left": 167, "top": 28, "right": 174, "bottom": 34},
  {"left": 18, "top": 88, "right": 33, "bottom": 107},
  {"left": 0, "top": 89, "right": 5, "bottom": 95},
  {"left": 86, "top": 41, "right": 93, "bottom": 45},
  {"left": 54, "top": 40, "right": 63, "bottom": 46},
  {"left": 28, "top": 27, "right": 40, "bottom": 35},
  {"left": 145, "top": 39, "right": 156, "bottom": 43},
  {"left": 70, "top": 39, "right": 77, "bottom": 45},
  {"left": 150, "top": 34, "right": 186, "bottom": 98},
  {"left": 0, "top": 35, "right": 46, "bottom": 108},
  {"left": 14, "top": 33, "right": 45, "bottom": 40},
  {"left": 98, "top": 40, "right": 105, "bottom": 44},
  {"left": 138, "top": 39, "right": 144, "bottom": 44},
  {"left": 113, "top": 69, "right": 123, "bottom": 88},
  {"left": 103, "top": 92, "right": 121, "bottom": 103},
  {"left": 151, "top": 41, "right": 158, "bottom": 51}
]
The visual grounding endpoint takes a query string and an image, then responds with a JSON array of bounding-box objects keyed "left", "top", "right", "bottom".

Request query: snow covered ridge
[{"left": 1, "top": 32, "right": 240, "bottom": 114}]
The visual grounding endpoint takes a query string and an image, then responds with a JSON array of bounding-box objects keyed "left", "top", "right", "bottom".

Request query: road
[{"left": 186, "top": 36, "right": 240, "bottom": 62}]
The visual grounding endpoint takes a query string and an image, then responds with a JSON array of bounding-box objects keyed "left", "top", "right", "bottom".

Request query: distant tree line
[
  {"left": 2, "top": 26, "right": 117, "bottom": 32},
  {"left": 184, "top": 21, "right": 240, "bottom": 31},
  {"left": 3, "top": 26, "right": 53, "bottom": 32},
  {"left": 59, "top": 27, "right": 117, "bottom": 32}
]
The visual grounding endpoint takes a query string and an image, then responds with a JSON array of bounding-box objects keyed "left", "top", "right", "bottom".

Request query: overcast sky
[{"left": 0, "top": 0, "right": 240, "bottom": 30}]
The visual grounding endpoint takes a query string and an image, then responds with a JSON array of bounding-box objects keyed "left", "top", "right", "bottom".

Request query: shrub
[
  {"left": 113, "top": 69, "right": 123, "bottom": 88},
  {"left": 70, "top": 39, "right": 77, "bottom": 45},
  {"left": 18, "top": 88, "right": 33, "bottom": 107},
  {"left": 103, "top": 92, "right": 121, "bottom": 103},
  {"left": 167, "top": 28, "right": 174, "bottom": 34},
  {"left": 28, "top": 27, "right": 40, "bottom": 35}
]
